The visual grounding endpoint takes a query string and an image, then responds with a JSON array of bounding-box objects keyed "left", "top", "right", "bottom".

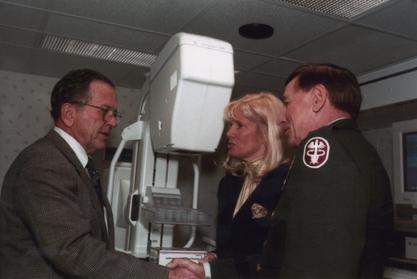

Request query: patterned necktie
[
  {"left": 86, "top": 159, "right": 103, "bottom": 204},
  {"left": 86, "top": 159, "right": 110, "bottom": 242}
]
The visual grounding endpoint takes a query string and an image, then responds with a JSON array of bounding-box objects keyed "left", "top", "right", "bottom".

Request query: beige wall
[{"left": 0, "top": 70, "right": 142, "bottom": 188}]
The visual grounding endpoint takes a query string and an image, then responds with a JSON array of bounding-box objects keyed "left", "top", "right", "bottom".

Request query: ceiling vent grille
[
  {"left": 41, "top": 34, "right": 156, "bottom": 67},
  {"left": 278, "top": 0, "right": 391, "bottom": 19}
]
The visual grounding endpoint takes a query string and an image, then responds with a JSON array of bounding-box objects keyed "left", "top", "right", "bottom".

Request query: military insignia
[
  {"left": 303, "top": 137, "right": 330, "bottom": 169},
  {"left": 251, "top": 203, "right": 268, "bottom": 219}
]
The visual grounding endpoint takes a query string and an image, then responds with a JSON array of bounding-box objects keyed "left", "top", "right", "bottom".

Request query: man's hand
[{"left": 167, "top": 258, "right": 205, "bottom": 279}]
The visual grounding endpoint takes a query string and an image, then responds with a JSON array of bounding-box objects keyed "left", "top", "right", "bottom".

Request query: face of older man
[
  {"left": 71, "top": 80, "right": 118, "bottom": 155},
  {"left": 282, "top": 78, "right": 316, "bottom": 147}
]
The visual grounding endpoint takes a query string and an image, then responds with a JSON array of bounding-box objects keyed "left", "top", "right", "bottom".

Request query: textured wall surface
[{"left": 0, "top": 70, "right": 142, "bottom": 187}]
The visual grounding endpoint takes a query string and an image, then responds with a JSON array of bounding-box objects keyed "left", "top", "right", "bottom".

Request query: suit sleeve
[{"left": 14, "top": 151, "right": 167, "bottom": 279}]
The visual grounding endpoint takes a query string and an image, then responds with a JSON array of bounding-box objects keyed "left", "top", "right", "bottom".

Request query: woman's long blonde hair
[{"left": 223, "top": 92, "right": 285, "bottom": 181}]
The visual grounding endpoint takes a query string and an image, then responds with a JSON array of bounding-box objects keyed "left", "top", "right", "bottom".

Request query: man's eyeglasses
[{"left": 70, "top": 102, "right": 122, "bottom": 121}]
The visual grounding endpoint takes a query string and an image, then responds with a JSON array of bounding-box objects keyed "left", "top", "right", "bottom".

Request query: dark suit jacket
[
  {"left": 214, "top": 164, "right": 289, "bottom": 277},
  {"left": 260, "top": 119, "right": 393, "bottom": 278},
  {"left": 0, "top": 130, "right": 167, "bottom": 279}
]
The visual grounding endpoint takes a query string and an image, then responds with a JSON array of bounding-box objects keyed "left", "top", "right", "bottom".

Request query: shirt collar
[{"left": 54, "top": 126, "right": 89, "bottom": 168}]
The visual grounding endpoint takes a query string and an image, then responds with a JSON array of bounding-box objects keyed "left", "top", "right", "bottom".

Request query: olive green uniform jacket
[{"left": 260, "top": 119, "right": 393, "bottom": 278}]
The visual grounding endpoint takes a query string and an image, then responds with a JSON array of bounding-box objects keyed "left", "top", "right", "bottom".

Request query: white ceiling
[{"left": 1, "top": 0, "right": 417, "bottom": 98}]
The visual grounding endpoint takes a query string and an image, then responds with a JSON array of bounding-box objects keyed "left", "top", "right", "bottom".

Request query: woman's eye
[{"left": 228, "top": 122, "right": 238, "bottom": 128}]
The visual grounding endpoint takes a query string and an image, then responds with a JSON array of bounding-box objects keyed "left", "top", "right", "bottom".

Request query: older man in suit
[{"left": 0, "top": 69, "right": 167, "bottom": 279}]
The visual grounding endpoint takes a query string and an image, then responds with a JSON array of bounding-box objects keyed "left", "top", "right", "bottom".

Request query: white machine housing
[
  {"left": 150, "top": 32, "right": 234, "bottom": 153},
  {"left": 107, "top": 32, "right": 235, "bottom": 258}
]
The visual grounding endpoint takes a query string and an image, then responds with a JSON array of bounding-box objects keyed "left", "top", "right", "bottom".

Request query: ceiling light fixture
[
  {"left": 40, "top": 34, "right": 156, "bottom": 67},
  {"left": 239, "top": 23, "right": 274, "bottom": 39}
]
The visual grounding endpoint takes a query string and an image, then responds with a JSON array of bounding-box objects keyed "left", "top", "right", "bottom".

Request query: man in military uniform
[
  {"left": 167, "top": 63, "right": 393, "bottom": 279},
  {"left": 259, "top": 63, "right": 393, "bottom": 278}
]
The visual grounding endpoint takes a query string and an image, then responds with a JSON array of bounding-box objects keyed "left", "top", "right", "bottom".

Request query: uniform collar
[
  {"left": 302, "top": 118, "right": 358, "bottom": 145},
  {"left": 327, "top": 118, "right": 358, "bottom": 130}
]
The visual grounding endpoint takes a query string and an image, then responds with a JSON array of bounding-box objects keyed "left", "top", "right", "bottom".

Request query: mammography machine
[{"left": 106, "top": 32, "right": 234, "bottom": 261}]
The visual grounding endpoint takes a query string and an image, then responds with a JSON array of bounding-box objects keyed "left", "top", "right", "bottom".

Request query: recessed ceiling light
[{"left": 239, "top": 23, "right": 274, "bottom": 40}]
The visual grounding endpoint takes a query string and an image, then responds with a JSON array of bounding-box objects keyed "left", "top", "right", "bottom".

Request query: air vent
[
  {"left": 279, "top": 0, "right": 391, "bottom": 19},
  {"left": 239, "top": 23, "right": 274, "bottom": 39},
  {"left": 41, "top": 34, "right": 156, "bottom": 67}
]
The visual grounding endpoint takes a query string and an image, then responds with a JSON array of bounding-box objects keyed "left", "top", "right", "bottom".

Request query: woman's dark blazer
[{"left": 215, "top": 164, "right": 289, "bottom": 276}]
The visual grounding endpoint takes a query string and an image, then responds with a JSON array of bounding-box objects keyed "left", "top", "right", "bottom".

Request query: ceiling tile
[
  {"left": 0, "top": 26, "right": 43, "bottom": 48},
  {"left": 234, "top": 50, "right": 273, "bottom": 71},
  {"left": 356, "top": 0, "right": 417, "bottom": 41},
  {"left": 183, "top": 0, "right": 346, "bottom": 56},
  {"left": 285, "top": 25, "right": 417, "bottom": 75},
  {"left": 251, "top": 58, "right": 302, "bottom": 77},
  {"left": 0, "top": 2, "right": 49, "bottom": 31},
  {"left": 266, "top": 0, "right": 393, "bottom": 19},
  {"left": 16, "top": 0, "right": 216, "bottom": 34},
  {"left": 3, "top": 0, "right": 53, "bottom": 9}
]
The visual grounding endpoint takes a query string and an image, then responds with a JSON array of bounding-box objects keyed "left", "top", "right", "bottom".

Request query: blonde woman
[{"left": 213, "top": 92, "right": 289, "bottom": 276}]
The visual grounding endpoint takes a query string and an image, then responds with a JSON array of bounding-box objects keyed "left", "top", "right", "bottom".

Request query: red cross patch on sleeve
[{"left": 303, "top": 137, "right": 330, "bottom": 169}]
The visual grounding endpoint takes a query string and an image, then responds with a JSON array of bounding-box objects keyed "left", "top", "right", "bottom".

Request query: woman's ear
[
  {"left": 60, "top": 103, "right": 76, "bottom": 127},
  {"left": 311, "top": 84, "right": 328, "bottom": 113}
]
